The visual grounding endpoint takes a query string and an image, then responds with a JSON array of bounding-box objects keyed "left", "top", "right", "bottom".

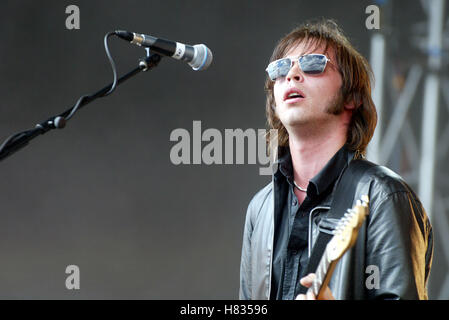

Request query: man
[{"left": 239, "top": 19, "right": 433, "bottom": 300}]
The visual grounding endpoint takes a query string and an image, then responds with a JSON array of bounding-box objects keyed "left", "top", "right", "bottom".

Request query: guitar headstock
[{"left": 327, "top": 195, "right": 370, "bottom": 262}]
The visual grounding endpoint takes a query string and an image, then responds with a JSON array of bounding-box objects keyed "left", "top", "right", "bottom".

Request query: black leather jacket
[{"left": 239, "top": 149, "right": 433, "bottom": 300}]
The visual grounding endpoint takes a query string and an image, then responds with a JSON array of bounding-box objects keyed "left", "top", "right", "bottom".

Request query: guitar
[{"left": 308, "top": 195, "right": 370, "bottom": 299}]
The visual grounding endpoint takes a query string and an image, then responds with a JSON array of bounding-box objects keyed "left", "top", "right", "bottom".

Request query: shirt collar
[{"left": 274, "top": 145, "right": 354, "bottom": 197}]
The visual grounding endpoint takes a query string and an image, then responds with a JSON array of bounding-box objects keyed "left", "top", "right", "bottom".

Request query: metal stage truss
[{"left": 367, "top": 0, "right": 449, "bottom": 299}]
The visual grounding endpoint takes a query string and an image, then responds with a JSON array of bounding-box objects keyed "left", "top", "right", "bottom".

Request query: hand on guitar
[{"left": 295, "top": 273, "right": 335, "bottom": 300}]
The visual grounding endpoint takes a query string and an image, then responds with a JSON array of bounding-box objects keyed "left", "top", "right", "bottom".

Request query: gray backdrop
[{"left": 0, "top": 0, "right": 445, "bottom": 299}]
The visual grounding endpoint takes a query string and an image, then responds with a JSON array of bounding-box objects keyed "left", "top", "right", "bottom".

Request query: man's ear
[
  {"left": 344, "top": 101, "right": 356, "bottom": 110},
  {"left": 344, "top": 97, "right": 362, "bottom": 111}
]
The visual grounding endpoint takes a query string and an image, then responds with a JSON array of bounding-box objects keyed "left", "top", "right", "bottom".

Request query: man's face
[{"left": 273, "top": 41, "right": 346, "bottom": 134}]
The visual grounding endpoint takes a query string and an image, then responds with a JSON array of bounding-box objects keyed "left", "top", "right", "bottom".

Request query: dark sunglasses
[{"left": 266, "top": 54, "right": 332, "bottom": 81}]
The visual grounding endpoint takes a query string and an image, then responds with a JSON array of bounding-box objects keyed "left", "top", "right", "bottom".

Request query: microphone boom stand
[{"left": 0, "top": 52, "right": 162, "bottom": 162}]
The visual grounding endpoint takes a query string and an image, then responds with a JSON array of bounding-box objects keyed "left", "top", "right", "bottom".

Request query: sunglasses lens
[
  {"left": 266, "top": 58, "right": 292, "bottom": 80},
  {"left": 299, "top": 54, "right": 327, "bottom": 74}
]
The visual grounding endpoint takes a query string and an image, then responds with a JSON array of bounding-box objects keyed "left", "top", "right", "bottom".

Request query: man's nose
[{"left": 286, "top": 61, "right": 303, "bottom": 82}]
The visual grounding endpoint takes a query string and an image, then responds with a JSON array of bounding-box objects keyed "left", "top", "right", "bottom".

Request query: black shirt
[{"left": 270, "top": 145, "right": 351, "bottom": 300}]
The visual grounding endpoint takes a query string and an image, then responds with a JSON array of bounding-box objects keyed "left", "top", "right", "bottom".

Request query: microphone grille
[{"left": 190, "top": 44, "right": 213, "bottom": 71}]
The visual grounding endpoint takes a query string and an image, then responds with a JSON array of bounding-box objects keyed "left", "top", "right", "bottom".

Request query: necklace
[{"left": 293, "top": 180, "right": 307, "bottom": 192}]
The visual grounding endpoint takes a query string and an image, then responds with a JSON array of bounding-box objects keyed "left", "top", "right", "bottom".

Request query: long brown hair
[{"left": 265, "top": 19, "right": 377, "bottom": 155}]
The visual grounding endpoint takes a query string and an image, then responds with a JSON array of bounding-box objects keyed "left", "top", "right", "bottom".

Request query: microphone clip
[{"left": 138, "top": 48, "right": 163, "bottom": 72}]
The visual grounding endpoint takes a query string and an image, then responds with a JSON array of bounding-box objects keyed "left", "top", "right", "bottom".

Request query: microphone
[{"left": 115, "top": 30, "right": 213, "bottom": 71}]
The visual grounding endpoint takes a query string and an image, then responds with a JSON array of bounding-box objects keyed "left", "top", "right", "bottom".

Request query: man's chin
[{"left": 278, "top": 113, "right": 309, "bottom": 126}]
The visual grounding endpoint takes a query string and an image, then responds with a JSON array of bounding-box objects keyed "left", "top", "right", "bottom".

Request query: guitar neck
[{"left": 310, "top": 248, "right": 338, "bottom": 299}]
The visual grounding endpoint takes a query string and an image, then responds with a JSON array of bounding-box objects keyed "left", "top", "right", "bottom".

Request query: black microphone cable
[
  {"left": 64, "top": 31, "right": 118, "bottom": 122},
  {"left": 0, "top": 32, "right": 120, "bottom": 154},
  {"left": 0, "top": 28, "right": 173, "bottom": 162}
]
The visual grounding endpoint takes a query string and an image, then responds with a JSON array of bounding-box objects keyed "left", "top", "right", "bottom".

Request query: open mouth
[
  {"left": 286, "top": 92, "right": 304, "bottom": 100},
  {"left": 284, "top": 88, "right": 306, "bottom": 102}
]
